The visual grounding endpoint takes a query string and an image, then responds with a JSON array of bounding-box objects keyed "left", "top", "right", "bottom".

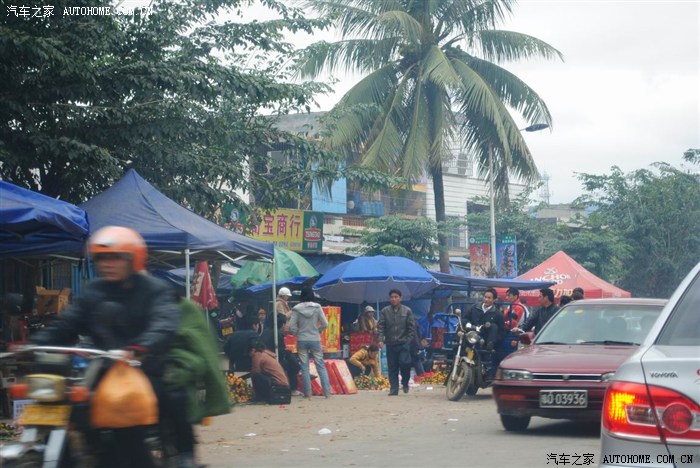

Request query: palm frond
[
  {"left": 375, "top": 10, "right": 424, "bottom": 45},
  {"left": 435, "top": 0, "right": 515, "bottom": 40},
  {"left": 475, "top": 30, "right": 564, "bottom": 63},
  {"left": 296, "top": 38, "right": 399, "bottom": 78},
  {"left": 400, "top": 83, "right": 430, "bottom": 180},
  {"left": 453, "top": 50, "right": 553, "bottom": 125},
  {"left": 422, "top": 45, "right": 462, "bottom": 89}
]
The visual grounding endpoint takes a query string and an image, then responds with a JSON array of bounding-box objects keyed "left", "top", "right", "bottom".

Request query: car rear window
[{"left": 656, "top": 270, "right": 700, "bottom": 346}]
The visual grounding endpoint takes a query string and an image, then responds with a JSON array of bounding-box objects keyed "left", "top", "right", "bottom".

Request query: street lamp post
[{"left": 488, "top": 123, "right": 550, "bottom": 275}]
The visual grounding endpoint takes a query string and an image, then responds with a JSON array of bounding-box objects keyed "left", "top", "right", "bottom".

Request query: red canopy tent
[{"left": 508, "top": 251, "right": 631, "bottom": 306}]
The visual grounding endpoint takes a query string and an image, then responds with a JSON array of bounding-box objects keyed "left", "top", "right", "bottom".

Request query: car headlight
[
  {"left": 601, "top": 372, "right": 615, "bottom": 383},
  {"left": 500, "top": 369, "right": 533, "bottom": 381},
  {"left": 26, "top": 374, "right": 66, "bottom": 402},
  {"left": 466, "top": 331, "right": 479, "bottom": 344}
]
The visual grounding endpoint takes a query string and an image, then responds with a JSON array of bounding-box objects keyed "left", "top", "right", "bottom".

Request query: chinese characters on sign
[{"left": 248, "top": 209, "right": 323, "bottom": 252}]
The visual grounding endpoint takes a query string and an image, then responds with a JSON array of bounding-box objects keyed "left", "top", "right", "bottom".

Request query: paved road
[{"left": 197, "top": 386, "right": 601, "bottom": 467}]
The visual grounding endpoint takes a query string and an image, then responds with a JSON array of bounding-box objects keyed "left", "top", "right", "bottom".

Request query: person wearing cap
[
  {"left": 276, "top": 287, "right": 292, "bottom": 319},
  {"left": 357, "top": 305, "right": 378, "bottom": 334}
]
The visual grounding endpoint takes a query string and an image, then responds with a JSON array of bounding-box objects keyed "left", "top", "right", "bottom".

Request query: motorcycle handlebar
[{"left": 1, "top": 345, "right": 142, "bottom": 366}]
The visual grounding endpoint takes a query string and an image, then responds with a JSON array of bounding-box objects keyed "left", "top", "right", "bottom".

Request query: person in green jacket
[{"left": 163, "top": 299, "right": 231, "bottom": 463}]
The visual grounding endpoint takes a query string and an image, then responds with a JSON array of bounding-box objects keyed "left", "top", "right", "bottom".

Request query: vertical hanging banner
[
  {"left": 469, "top": 235, "right": 518, "bottom": 278},
  {"left": 496, "top": 235, "right": 518, "bottom": 278},
  {"left": 321, "top": 306, "right": 341, "bottom": 353},
  {"left": 191, "top": 261, "right": 219, "bottom": 310},
  {"left": 468, "top": 235, "right": 491, "bottom": 277}
]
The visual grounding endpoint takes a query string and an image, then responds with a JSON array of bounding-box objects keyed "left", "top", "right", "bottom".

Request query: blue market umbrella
[{"left": 313, "top": 255, "right": 439, "bottom": 303}]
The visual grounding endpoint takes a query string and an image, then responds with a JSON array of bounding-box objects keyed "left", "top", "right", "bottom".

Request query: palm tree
[{"left": 297, "top": 0, "right": 563, "bottom": 272}]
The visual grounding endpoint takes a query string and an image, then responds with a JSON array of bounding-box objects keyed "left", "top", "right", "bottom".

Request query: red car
[{"left": 492, "top": 298, "right": 667, "bottom": 432}]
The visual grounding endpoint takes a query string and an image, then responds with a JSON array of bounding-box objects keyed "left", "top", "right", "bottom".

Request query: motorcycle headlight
[
  {"left": 466, "top": 331, "right": 479, "bottom": 344},
  {"left": 500, "top": 369, "right": 533, "bottom": 381},
  {"left": 601, "top": 372, "right": 615, "bottom": 383},
  {"left": 26, "top": 374, "right": 66, "bottom": 402}
]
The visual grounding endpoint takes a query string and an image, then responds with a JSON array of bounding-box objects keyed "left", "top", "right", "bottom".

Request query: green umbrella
[{"left": 230, "top": 247, "right": 319, "bottom": 288}]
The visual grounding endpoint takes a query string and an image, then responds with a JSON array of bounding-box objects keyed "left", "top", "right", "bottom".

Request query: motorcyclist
[
  {"left": 31, "top": 226, "right": 188, "bottom": 467},
  {"left": 463, "top": 288, "right": 505, "bottom": 351}
]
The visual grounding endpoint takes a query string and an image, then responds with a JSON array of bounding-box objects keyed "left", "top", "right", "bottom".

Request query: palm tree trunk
[{"left": 430, "top": 164, "right": 451, "bottom": 273}]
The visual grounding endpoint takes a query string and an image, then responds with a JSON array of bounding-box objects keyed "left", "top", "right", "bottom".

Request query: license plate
[
  {"left": 20, "top": 404, "right": 71, "bottom": 426},
  {"left": 539, "top": 390, "right": 588, "bottom": 408},
  {"left": 222, "top": 327, "right": 233, "bottom": 336}
]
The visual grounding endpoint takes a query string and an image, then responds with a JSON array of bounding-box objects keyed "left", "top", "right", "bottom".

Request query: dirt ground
[
  {"left": 196, "top": 380, "right": 602, "bottom": 468},
  {"left": 197, "top": 383, "right": 458, "bottom": 467}
]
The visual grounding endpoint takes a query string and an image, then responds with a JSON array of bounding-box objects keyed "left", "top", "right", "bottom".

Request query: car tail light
[{"left": 603, "top": 381, "right": 700, "bottom": 443}]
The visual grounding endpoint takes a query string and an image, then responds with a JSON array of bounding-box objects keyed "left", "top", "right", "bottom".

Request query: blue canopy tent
[
  {"left": 428, "top": 271, "right": 555, "bottom": 294},
  {"left": 81, "top": 169, "right": 274, "bottom": 298},
  {"left": 0, "top": 181, "right": 89, "bottom": 257}
]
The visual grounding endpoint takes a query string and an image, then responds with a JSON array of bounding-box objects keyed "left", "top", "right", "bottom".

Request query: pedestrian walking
[{"left": 377, "top": 289, "right": 416, "bottom": 396}]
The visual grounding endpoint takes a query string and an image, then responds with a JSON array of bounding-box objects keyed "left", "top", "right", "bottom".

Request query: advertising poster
[
  {"left": 321, "top": 306, "right": 341, "bottom": 353},
  {"left": 496, "top": 235, "right": 518, "bottom": 278},
  {"left": 469, "top": 234, "right": 518, "bottom": 278},
  {"left": 468, "top": 235, "right": 491, "bottom": 277}
]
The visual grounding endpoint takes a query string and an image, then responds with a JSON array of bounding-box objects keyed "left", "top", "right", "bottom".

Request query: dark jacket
[
  {"left": 223, "top": 329, "right": 259, "bottom": 372},
  {"left": 31, "top": 274, "right": 179, "bottom": 376},
  {"left": 520, "top": 303, "right": 560, "bottom": 335},
  {"left": 465, "top": 303, "right": 505, "bottom": 347},
  {"left": 377, "top": 304, "right": 416, "bottom": 346}
]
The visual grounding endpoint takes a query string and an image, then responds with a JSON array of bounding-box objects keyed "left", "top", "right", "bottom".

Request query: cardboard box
[{"left": 35, "top": 287, "right": 71, "bottom": 314}]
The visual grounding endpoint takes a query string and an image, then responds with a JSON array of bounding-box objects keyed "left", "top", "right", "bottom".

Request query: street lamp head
[{"left": 522, "top": 123, "right": 550, "bottom": 132}]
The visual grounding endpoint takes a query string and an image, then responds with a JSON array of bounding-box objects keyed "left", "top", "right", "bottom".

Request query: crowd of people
[{"left": 23, "top": 224, "right": 588, "bottom": 468}]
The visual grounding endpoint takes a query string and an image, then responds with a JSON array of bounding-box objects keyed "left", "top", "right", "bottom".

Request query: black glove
[{"left": 486, "top": 341, "right": 495, "bottom": 351}]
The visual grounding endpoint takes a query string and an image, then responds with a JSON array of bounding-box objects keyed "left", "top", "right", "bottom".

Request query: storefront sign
[{"left": 248, "top": 209, "right": 324, "bottom": 252}]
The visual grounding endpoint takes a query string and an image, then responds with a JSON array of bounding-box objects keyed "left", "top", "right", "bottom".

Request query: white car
[{"left": 599, "top": 261, "right": 700, "bottom": 467}]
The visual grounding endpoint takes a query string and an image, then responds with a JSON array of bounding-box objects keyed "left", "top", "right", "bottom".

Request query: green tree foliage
[
  {"left": 466, "top": 190, "right": 546, "bottom": 275},
  {"left": 344, "top": 215, "right": 446, "bottom": 267},
  {"left": 575, "top": 164, "right": 700, "bottom": 297},
  {"left": 0, "top": 0, "right": 336, "bottom": 215},
  {"left": 549, "top": 213, "right": 631, "bottom": 285},
  {"left": 296, "top": 0, "right": 562, "bottom": 272}
]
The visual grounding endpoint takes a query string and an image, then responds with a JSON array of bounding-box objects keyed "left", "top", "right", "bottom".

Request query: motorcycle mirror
[
  {"left": 519, "top": 333, "right": 532, "bottom": 345},
  {"left": 453, "top": 308, "right": 461, "bottom": 316}
]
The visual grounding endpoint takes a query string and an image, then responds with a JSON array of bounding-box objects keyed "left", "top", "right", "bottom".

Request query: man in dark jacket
[
  {"left": 516, "top": 287, "right": 560, "bottom": 336},
  {"left": 31, "top": 226, "right": 185, "bottom": 467},
  {"left": 224, "top": 316, "right": 260, "bottom": 372},
  {"left": 377, "top": 289, "right": 416, "bottom": 396},
  {"left": 464, "top": 288, "right": 505, "bottom": 350}
]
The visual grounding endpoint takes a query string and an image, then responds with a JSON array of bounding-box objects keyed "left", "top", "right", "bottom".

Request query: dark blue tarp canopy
[
  {"left": 429, "top": 271, "right": 555, "bottom": 292},
  {"left": 81, "top": 170, "right": 273, "bottom": 260},
  {"left": 0, "top": 181, "right": 89, "bottom": 256}
]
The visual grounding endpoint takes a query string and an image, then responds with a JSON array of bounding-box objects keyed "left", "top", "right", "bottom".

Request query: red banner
[{"left": 191, "top": 261, "right": 219, "bottom": 310}]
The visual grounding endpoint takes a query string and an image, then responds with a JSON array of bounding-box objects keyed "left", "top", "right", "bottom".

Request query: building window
[{"left": 446, "top": 215, "right": 465, "bottom": 249}]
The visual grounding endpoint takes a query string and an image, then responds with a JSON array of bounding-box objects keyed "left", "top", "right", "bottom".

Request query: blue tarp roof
[
  {"left": 0, "top": 180, "right": 89, "bottom": 256},
  {"left": 81, "top": 170, "right": 273, "bottom": 260},
  {"left": 429, "top": 271, "right": 555, "bottom": 292}
]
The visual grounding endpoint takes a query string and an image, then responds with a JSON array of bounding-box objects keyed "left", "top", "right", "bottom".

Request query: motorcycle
[
  {"left": 445, "top": 309, "right": 517, "bottom": 401},
  {"left": 0, "top": 346, "right": 175, "bottom": 467}
]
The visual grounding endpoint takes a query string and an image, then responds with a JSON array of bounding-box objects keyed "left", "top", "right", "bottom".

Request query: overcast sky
[{"left": 281, "top": 1, "right": 700, "bottom": 204}]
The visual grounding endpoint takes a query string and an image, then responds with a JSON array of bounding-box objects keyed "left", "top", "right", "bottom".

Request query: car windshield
[{"left": 534, "top": 303, "right": 664, "bottom": 346}]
